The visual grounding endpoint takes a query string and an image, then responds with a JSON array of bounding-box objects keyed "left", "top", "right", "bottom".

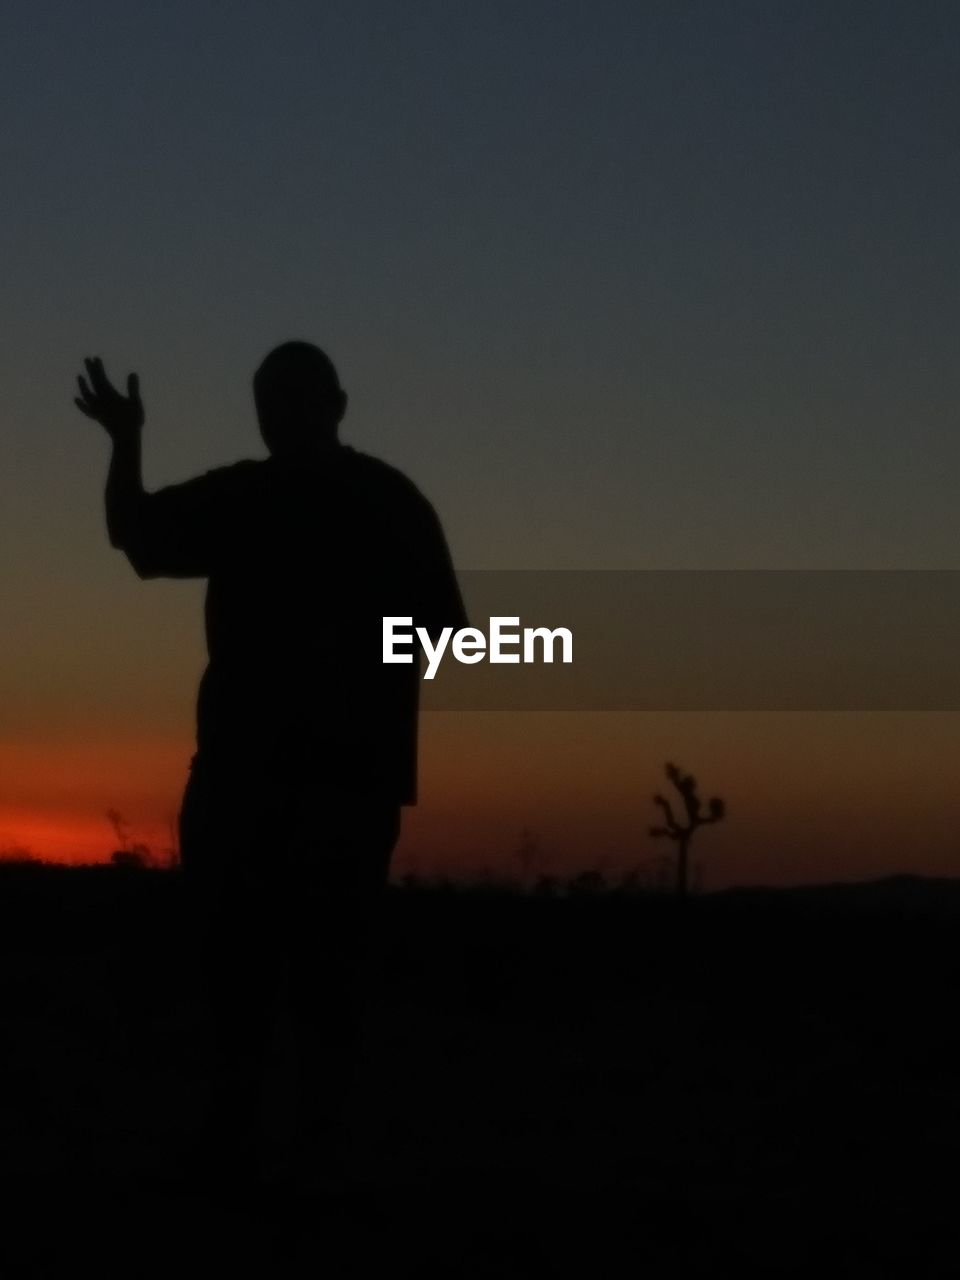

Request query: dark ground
[{"left": 1, "top": 863, "right": 959, "bottom": 1277}]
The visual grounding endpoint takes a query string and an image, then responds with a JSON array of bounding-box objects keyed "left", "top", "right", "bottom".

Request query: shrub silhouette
[
  {"left": 649, "top": 762, "right": 726, "bottom": 898},
  {"left": 106, "top": 808, "right": 151, "bottom": 869},
  {"left": 110, "top": 847, "right": 148, "bottom": 870},
  {"left": 568, "top": 868, "right": 606, "bottom": 896}
]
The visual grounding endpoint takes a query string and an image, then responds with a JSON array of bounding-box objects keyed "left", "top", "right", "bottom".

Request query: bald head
[{"left": 253, "top": 341, "right": 348, "bottom": 457}]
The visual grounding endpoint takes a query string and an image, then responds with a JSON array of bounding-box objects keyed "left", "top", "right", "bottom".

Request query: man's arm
[
  {"left": 76, "top": 355, "right": 235, "bottom": 579},
  {"left": 75, "top": 356, "right": 149, "bottom": 557},
  {"left": 104, "top": 424, "right": 147, "bottom": 552}
]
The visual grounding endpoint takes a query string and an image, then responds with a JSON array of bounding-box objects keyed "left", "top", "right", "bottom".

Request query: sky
[{"left": 2, "top": 1, "right": 960, "bottom": 882}]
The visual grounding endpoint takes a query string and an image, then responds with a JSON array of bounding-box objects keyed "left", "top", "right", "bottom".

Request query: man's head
[{"left": 253, "top": 341, "right": 348, "bottom": 457}]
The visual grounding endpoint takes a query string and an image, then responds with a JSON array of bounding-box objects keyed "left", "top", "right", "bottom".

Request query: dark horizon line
[{"left": 1, "top": 856, "right": 957, "bottom": 900}]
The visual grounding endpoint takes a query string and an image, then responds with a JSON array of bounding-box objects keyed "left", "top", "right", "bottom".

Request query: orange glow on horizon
[
  {"left": 4, "top": 712, "right": 960, "bottom": 885},
  {"left": 0, "top": 806, "right": 150, "bottom": 863},
  {"left": 0, "top": 735, "right": 190, "bottom": 863}
]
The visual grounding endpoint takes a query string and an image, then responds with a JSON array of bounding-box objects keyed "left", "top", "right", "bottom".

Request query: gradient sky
[{"left": 3, "top": 2, "right": 960, "bottom": 881}]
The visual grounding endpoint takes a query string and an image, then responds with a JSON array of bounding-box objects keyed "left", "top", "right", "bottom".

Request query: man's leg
[
  {"left": 283, "top": 796, "right": 402, "bottom": 1184},
  {"left": 179, "top": 755, "right": 286, "bottom": 1185}
]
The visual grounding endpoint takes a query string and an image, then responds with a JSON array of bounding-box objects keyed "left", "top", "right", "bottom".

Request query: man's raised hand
[{"left": 75, "top": 357, "right": 145, "bottom": 440}]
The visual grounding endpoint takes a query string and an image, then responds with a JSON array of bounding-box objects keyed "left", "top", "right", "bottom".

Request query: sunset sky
[{"left": 3, "top": 2, "right": 960, "bottom": 883}]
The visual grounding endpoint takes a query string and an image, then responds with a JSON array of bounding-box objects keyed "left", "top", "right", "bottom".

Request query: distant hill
[
  {"left": 715, "top": 873, "right": 960, "bottom": 916},
  {"left": 3, "top": 858, "right": 960, "bottom": 916}
]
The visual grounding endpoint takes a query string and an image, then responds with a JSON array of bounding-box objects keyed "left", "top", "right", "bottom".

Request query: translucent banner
[{"left": 413, "top": 571, "right": 960, "bottom": 710}]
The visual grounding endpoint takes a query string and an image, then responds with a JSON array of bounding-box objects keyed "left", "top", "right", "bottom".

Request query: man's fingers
[
  {"left": 85, "top": 356, "right": 114, "bottom": 397},
  {"left": 76, "top": 381, "right": 101, "bottom": 416},
  {"left": 75, "top": 359, "right": 144, "bottom": 427}
]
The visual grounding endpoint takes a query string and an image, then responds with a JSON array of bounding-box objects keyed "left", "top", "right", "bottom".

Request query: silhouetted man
[{"left": 75, "top": 343, "right": 466, "bottom": 1189}]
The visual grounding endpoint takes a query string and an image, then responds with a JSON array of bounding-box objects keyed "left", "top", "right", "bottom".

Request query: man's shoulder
[
  {"left": 341, "top": 448, "right": 434, "bottom": 510},
  {"left": 213, "top": 450, "right": 442, "bottom": 522},
  {"left": 193, "top": 458, "right": 269, "bottom": 503},
  {"left": 148, "top": 458, "right": 263, "bottom": 512},
  {"left": 204, "top": 458, "right": 264, "bottom": 482}
]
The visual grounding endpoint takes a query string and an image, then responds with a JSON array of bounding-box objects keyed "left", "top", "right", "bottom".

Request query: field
[{"left": 1, "top": 863, "right": 958, "bottom": 1275}]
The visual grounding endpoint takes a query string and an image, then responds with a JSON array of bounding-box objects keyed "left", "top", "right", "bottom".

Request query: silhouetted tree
[
  {"left": 649, "top": 762, "right": 725, "bottom": 899},
  {"left": 106, "top": 808, "right": 130, "bottom": 853},
  {"left": 106, "top": 808, "right": 150, "bottom": 868}
]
